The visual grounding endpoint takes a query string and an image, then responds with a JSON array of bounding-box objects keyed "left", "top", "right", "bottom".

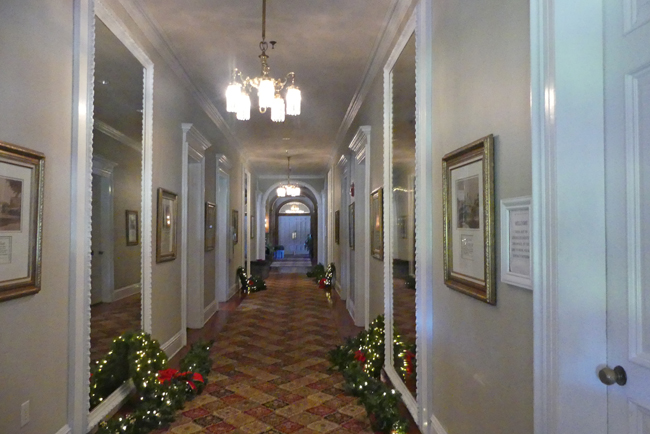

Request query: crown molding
[
  {"left": 216, "top": 154, "right": 232, "bottom": 170},
  {"left": 182, "top": 123, "right": 213, "bottom": 157},
  {"left": 349, "top": 125, "right": 371, "bottom": 163},
  {"left": 94, "top": 119, "right": 142, "bottom": 153},
  {"left": 92, "top": 155, "right": 118, "bottom": 177},
  {"left": 117, "top": 0, "right": 241, "bottom": 154},
  {"left": 258, "top": 174, "right": 325, "bottom": 180},
  {"left": 333, "top": 0, "right": 415, "bottom": 150},
  {"left": 337, "top": 154, "right": 349, "bottom": 168}
]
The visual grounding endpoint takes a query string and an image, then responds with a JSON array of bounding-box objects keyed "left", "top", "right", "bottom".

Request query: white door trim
[
  {"left": 216, "top": 157, "right": 231, "bottom": 302},
  {"left": 530, "top": 0, "right": 608, "bottom": 433}
]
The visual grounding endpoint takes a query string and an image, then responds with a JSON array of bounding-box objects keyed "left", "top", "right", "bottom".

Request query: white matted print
[{"left": 500, "top": 196, "right": 532, "bottom": 290}]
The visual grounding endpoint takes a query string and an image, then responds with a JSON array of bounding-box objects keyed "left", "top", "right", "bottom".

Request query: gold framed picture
[
  {"left": 370, "top": 187, "right": 384, "bottom": 260},
  {"left": 0, "top": 141, "right": 45, "bottom": 302},
  {"left": 442, "top": 134, "right": 496, "bottom": 305},
  {"left": 334, "top": 210, "right": 340, "bottom": 245},
  {"left": 125, "top": 210, "right": 139, "bottom": 246},
  {"left": 251, "top": 214, "right": 256, "bottom": 240},
  {"left": 156, "top": 188, "right": 178, "bottom": 263},
  {"left": 205, "top": 202, "right": 216, "bottom": 251}
]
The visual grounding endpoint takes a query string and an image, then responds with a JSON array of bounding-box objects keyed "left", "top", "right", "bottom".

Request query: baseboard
[
  {"left": 54, "top": 424, "right": 71, "bottom": 434},
  {"left": 335, "top": 281, "right": 345, "bottom": 299},
  {"left": 204, "top": 299, "right": 218, "bottom": 325},
  {"left": 430, "top": 413, "right": 448, "bottom": 434},
  {"left": 161, "top": 330, "right": 183, "bottom": 360},
  {"left": 88, "top": 380, "right": 135, "bottom": 430},
  {"left": 113, "top": 283, "right": 141, "bottom": 301},
  {"left": 228, "top": 283, "right": 239, "bottom": 300},
  {"left": 346, "top": 297, "right": 355, "bottom": 320}
]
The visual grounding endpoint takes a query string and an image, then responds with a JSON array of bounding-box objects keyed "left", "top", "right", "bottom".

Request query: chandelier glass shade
[
  {"left": 277, "top": 155, "right": 301, "bottom": 197},
  {"left": 226, "top": 0, "right": 301, "bottom": 121}
]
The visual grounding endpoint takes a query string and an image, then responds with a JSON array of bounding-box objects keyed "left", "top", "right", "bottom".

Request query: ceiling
[{"left": 133, "top": 0, "right": 395, "bottom": 176}]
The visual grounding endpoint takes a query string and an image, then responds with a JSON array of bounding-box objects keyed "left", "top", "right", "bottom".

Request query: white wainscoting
[
  {"left": 54, "top": 424, "right": 72, "bottom": 434},
  {"left": 161, "top": 331, "right": 183, "bottom": 360},
  {"left": 204, "top": 300, "right": 218, "bottom": 325}
]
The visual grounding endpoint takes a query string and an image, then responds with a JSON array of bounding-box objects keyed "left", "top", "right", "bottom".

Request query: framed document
[
  {"left": 125, "top": 210, "right": 139, "bottom": 246},
  {"left": 370, "top": 187, "right": 384, "bottom": 260},
  {"left": 205, "top": 202, "right": 216, "bottom": 251},
  {"left": 232, "top": 209, "right": 238, "bottom": 245},
  {"left": 500, "top": 196, "right": 532, "bottom": 290},
  {"left": 156, "top": 188, "right": 178, "bottom": 262},
  {"left": 0, "top": 141, "right": 45, "bottom": 302},
  {"left": 442, "top": 135, "right": 496, "bottom": 304},
  {"left": 349, "top": 202, "right": 355, "bottom": 250},
  {"left": 334, "top": 210, "right": 340, "bottom": 245}
]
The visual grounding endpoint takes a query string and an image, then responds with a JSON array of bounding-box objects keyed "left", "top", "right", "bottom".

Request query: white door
[
  {"left": 278, "top": 215, "right": 310, "bottom": 255},
  {"left": 90, "top": 174, "right": 103, "bottom": 305},
  {"left": 605, "top": 0, "right": 650, "bottom": 431}
]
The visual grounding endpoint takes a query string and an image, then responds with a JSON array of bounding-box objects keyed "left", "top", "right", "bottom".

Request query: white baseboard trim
[
  {"left": 228, "top": 283, "right": 239, "bottom": 300},
  {"left": 430, "top": 413, "right": 448, "bottom": 434},
  {"left": 204, "top": 299, "right": 218, "bottom": 324},
  {"left": 161, "top": 330, "right": 183, "bottom": 360},
  {"left": 346, "top": 297, "right": 355, "bottom": 320},
  {"left": 335, "top": 281, "right": 345, "bottom": 299},
  {"left": 88, "top": 380, "right": 135, "bottom": 430},
  {"left": 54, "top": 424, "right": 71, "bottom": 434},
  {"left": 113, "top": 283, "right": 141, "bottom": 301}
]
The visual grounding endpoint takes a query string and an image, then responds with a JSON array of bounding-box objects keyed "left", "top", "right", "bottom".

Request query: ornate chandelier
[
  {"left": 277, "top": 155, "right": 301, "bottom": 197},
  {"left": 226, "top": 0, "right": 301, "bottom": 122}
]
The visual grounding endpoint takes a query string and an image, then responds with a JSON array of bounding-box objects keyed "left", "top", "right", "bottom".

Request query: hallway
[{"left": 157, "top": 272, "right": 371, "bottom": 434}]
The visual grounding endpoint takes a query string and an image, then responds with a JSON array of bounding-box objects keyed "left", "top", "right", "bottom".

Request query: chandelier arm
[{"left": 262, "top": 0, "right": 266, "bottom": 42}]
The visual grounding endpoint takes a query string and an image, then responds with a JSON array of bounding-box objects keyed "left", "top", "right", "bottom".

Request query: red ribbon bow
[
  {"left": 354, "top": 350, "right": 366, "bottom": 363},
  {"left": 158, "top": 369, "right": 204, "bottom": 390}
]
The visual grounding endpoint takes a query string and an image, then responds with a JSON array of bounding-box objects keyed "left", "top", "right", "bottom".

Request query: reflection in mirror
[
  {"left": 89, "top": 17, "right": 144, "bottom": 407},
  {"left": 391, "top": 33, "right": 416, "bottom": 397}
]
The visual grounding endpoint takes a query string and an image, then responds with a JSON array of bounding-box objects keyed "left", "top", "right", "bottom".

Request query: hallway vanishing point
[{"left": 156, "top": 272, "right": 372, "bottom": 434}]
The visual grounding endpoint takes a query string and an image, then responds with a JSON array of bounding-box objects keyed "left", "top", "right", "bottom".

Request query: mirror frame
[{"left": 382, "top": 2, "right": 434, "bottom": 429}]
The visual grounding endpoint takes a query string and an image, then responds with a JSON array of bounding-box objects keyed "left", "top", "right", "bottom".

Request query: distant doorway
[{"left": 278, "top": 215, "right": 311, "bottom": 256}]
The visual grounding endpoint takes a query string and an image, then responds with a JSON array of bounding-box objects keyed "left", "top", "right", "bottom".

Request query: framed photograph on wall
[
  {"left": 442, "top": 134, "right": 496, "bottom": 304},
  {"left": 205, "top": 202, "right": 216, "bottom": 251},
  {"left": 251, "top": 214, "right": 256, "bottom": 240},
  {"left": 370, "top": 187, "right": 384, "bottom": 260},
  {"left": 156, "top": 188, "right": 178, "bottom": 263},
  {"left": 125, "top": 210, "right": 139, "bottom": 246},
  {"left": 0, "top": 141, "right": 45, "bottom": 302},
  {"left": 334, "top": 210, "right": 340, "bottom": 244},
  {"left": 500, "top": 196, "right": 532, "bottom": 290},
  {"left": 232, "top": 209, "right": 239, "bottom": 245},
  {"left": 349, "top": 202, "right": 355, "bottom": 250}
]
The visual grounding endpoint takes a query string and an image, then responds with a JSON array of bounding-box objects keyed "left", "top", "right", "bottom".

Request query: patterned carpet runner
[{"left": 153, "top": 272, "right": 372, "bottom": 434}]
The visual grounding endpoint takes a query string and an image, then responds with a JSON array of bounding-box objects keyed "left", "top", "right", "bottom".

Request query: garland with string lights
[
  {"left": 89, "top": 331, "right": 213, "bottom": 434},
  {"left": 237, "top": 266, "right": 267, "bottom": 293},
  {"left": 318, "top": 263, "right": 336, "bottom": 289},
  {"left": 328, "top": 315, "right": 409, "bottom": 434},
  {"left": 306, "top": 263, "right": 326, "bottom": 281}
]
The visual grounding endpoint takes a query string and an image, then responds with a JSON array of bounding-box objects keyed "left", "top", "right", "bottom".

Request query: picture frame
[
  {"left": 349, "top": 202, "right": 355, "bottom": 250},
  {"left": 156, "top": 188, "right": 178, "bottom": 263},
  {"left": 370, "top": 187, "right": 384, "bottom": 260},
  {"left": 205, "top": 202, "right": 216, "bottom": 252},
  {"left": 0, "top": 141, "right": 45, "bottom": 302},
  {"left": 125, "top": 210, "right": 139, "bottom": 246},
  {"left": 442, "top": 134, "right": 495, "bottom": 304},
  {"left": 251, "top": 214, "right": 256, "bottom": 240},
  {"left": 500, "top": 196, "right": 532, "bottom": 290},
  {"left": 232, "top": 209, "right": 239, "bottom": 245},
  {"left": 334, "top": 210, "right": 340, "bottom": 244}
]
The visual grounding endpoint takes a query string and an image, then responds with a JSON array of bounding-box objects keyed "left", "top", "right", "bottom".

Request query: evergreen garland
[{"left": 237, "top": 266, "right": 267, "bottom": 293}]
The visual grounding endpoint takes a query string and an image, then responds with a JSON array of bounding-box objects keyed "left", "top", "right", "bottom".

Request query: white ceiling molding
[
  {"left": 258, "top": 174, "right": 325, "bottom": 180},
  {"left": 337, "top": 154, "right": 349, "bottom": 168},
  {"left": 94, "top": 119, "right": 142, "bottom": 153},
  {"left": 182, "top": 123, "right": 213, "bottom": 160},
  {"left": 117, "top": 0, "right": 241, "bottom": 153},
  {"left": 92, "top": 155, "right": 118, "bottom": 177},
  {"left": 349, "top": 126, "right": 371, "bottom": 163},
  {"left": 333, "top": 0, "right": 416, "bottom": 149},
  {"left": 216, "top": 154, "right": 232, "bottom": 170}
]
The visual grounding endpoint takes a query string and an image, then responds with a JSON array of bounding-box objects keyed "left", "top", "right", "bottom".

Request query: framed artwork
[
  {"left": 500, "top": 196, "right": 532, "bottom": 290},
  {"left": 125, "top": 210, "right": 139, "bottom": 246},
  {"left": 370, "top": 187, "right": 384, "bottom": 260},
  {"left": 232, "top": 209, "right": 239, "bottom": 245},
  {"left": 349, "top": 202, "right": 355, "bottom": 250},
  {"left": 205, "top": 202, "right": 216, "bottom": 251},
  {"left": 0, "top": 141, "right": 45, "bottom": 302},
  {"left": 442, "top": 134, "right": 496, "bottom": 305},
  {"left": 156, "top": 188, "right": 178, "bottom": 263},
  {"left": 251, "top": 214, "right": 255, "bottom": 240},
  {"left": 334, "top": 210, "right": 340, "bottom": 244}
]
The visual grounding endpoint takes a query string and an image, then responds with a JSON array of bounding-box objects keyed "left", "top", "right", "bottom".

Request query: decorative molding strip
[
  {"left": 216, "top": 154, "right": 233, "bottom": 170},
  {"left": 204, "top": 300, "right": 218, "bottom": 325},
  {"left": 182, "top": 123, "right": 213, "bottom": 154},
  {"left": 92, "top": 155, "right": 118, "bottom": 178},
  {"left": 429, "top": 414, "right": 449, "bottom": 434},
  {"left": 94, "top": 119, "right": 142, "bottom": 153},
  {"left": 54, "top": 424, "right": 72, "bottom": 434},
  {"left": 337, "top": 155, "right": 349, "bottom": 168},
  {"left": 349, "top": 126, "right": 371, "bottom": 163},
  {"left": 113, "top": 283, "right": 141, "bottom": 301},
  {"left": 117, "top": 0, "right": 241, "bottom": 152},
  {"left": 161, "top": 330, "right": 184, "bottom": 360},
  {"left": 87, "top": 380, "right": 135, "bottom": 430},
  {"left": 334, "top": 0, "right": 416, "bottom": 148}
]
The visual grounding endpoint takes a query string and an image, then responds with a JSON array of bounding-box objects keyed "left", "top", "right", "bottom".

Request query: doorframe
[
  {"left": 531, "top": 0, "right": 608, "bottom": 433},
  {"left": 91, "top": 155, "right": 117, "bottom": 304},
  {"left": 181, "top": 124, "right": 211, "bottom": 332},
  {"left": 242, "top": 168, "right": 251, "bottom": 273},
  {"left": 337, "top": 155, "right": 350, "bottom": 300},
  {"left": 216, "top": 155, "right": 232, "bottom": 302}
]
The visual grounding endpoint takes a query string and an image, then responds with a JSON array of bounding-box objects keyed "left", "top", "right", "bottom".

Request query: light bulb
[
  {"left": 258, "top": 78, "right": 274, "bottom": 109},
  {"left": 237, "top": 92, "right": 251, "bottom": 121},
  {"left": 276, "top": 186, "right": 286, "bottom": 197},
  {"left": 271, "top": 95, "right": 285, "bottom": 123},
  {"left": 226, "top": 82, "right": 241, "bottom": 113},
  {"left": 286, "top": 86, "right": 301, "bottom": 116}
]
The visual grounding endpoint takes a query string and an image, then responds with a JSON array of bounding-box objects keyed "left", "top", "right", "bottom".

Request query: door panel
[
  {"left": 605, "top": 0, "right": 650, "bottom": 431},
  {"left": 278, "top": 215, "right": 310, "bottom": 255}
]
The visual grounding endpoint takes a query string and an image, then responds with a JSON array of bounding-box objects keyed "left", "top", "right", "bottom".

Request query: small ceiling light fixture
[
  {"left": 277, "top": 154, "right": 301, "bottom": 197},
  {"left": 226, "top": 0, "right": 301, "bottom": 122}
]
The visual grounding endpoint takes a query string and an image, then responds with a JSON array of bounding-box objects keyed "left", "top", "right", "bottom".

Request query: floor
[
  {"left": 269, "top": 255, "right": 313, "bottom": 274},
  {"left": 156, "top": 272, "right": 373, "bottom": 434},
  {"left": 90, "top": 293, "right": 141, "bottom": 364}
]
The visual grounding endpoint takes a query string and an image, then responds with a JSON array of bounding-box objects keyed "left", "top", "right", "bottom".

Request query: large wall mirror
[
  {"left": 383, "top": 11, "right": 420, "bottom": 422},
  {"left": 87, "top": 2, "right": 154, "bottom": 428}
]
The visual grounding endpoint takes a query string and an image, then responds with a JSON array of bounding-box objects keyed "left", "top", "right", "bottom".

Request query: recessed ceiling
[{"left": 134, "top": 0, "right": 395, "bottom": 176}]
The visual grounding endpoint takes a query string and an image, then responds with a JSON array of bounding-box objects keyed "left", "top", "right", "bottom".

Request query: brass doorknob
[{"left": 598, "top": 365, "right": 627, "bottom": 386}]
